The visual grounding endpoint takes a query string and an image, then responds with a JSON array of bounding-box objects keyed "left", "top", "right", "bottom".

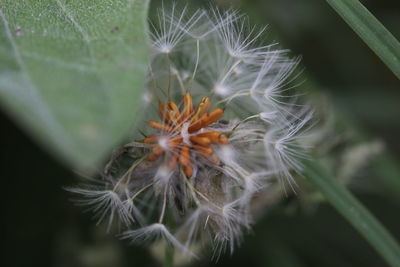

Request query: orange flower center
[{"left": 143, "top": 93, "right": 228, "bottom": 177}]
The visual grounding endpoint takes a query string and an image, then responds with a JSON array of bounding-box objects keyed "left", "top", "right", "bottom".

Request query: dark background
[{"left": 2, "top": 0, "right": 400, "bottom": 266}]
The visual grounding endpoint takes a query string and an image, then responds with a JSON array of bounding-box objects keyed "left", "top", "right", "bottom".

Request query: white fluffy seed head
[
  {"left": 214, "top": 83, "right": 230, "bottom": 96},
  {"left": 67, "top": 4, "right": 313, "bottom": 260},
  {"left": 141, "top": 91, "right": 153, "bottom": 105},
  {"left": 154, "top": 164, "right": 174, "bottom": 184},
  {"left": 216, "top": 145, "right": 236, "bottom": 164},
  {"left": 158, "top": 137, "right": 169, "bottom": 150}
]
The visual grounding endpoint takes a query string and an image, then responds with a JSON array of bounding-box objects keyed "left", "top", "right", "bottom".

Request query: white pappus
[{"left": 67, "top": 3, "right": 313, "bottom": 260}]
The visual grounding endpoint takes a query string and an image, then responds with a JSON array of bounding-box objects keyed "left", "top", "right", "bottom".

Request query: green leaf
[
  {"left": 325, "top": 0, "right": 400, "bottom": 80},
  {"left": 303, "top": 160, "right": 400, "bottom": 267},
  {"left": 0, "top": 0, "right": 149, "bottom": 170}
]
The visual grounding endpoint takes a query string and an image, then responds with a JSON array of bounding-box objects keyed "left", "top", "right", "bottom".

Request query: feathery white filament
[{"left": 67, "top": 4, "right": 313, "bottom": 259}]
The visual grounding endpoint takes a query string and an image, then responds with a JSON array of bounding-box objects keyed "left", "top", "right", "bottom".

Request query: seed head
[{"left": 68, "top": 4, "right": 313, "bottom": 259}]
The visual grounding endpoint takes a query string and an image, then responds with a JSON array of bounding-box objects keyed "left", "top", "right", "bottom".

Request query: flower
[{"left": 68, "top": 4, "right": 312, "bottom": 259}]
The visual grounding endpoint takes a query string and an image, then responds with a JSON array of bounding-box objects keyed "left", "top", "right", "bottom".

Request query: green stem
[
  {"left": 325, "top": 0, "right": 400, "bottom": 80},
  {"left": 303, "top": 160, "right": 400, "bottom": 267}
]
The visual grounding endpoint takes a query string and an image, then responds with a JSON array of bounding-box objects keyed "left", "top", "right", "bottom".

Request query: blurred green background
[{"left": 2, "top": 0, "right": 400, "bottom": 266}]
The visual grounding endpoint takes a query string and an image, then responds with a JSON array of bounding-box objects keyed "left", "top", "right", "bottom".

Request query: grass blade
[
  {"left": 325, "top": 0, "right": 400, "bottom": 79},
  {"left": 303, "top": 160, "right": 400, "bottom": 267}
]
